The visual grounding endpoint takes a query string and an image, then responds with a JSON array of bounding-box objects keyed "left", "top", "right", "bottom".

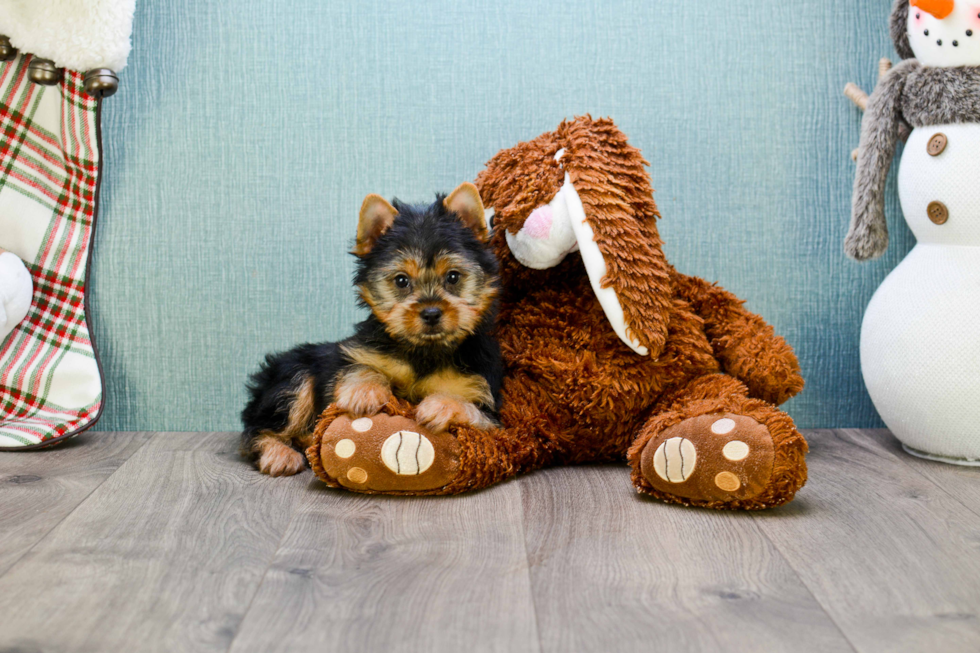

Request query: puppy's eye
[
  {"left": 394, "top": 274, "right": 411, "bottom": 289},
  {"left": 445, "top": 271, "right": 461, "bottom": 285}
]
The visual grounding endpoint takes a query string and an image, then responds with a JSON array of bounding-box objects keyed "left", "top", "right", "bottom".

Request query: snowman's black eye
[{"left": 916, "top": 12, "right": 921, "bottom": 18}]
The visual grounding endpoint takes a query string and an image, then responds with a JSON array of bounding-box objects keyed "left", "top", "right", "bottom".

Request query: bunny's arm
[
  {"left": 674, "top": 273, "right": 804, "bottom": 406},
  {"left": 845, "top": 58, "right": 919, "bottom": 261}
]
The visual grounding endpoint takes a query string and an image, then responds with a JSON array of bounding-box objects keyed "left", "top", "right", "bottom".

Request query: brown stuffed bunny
[{"left": 308, "top": 116, "right": 808, "bottom": 510}]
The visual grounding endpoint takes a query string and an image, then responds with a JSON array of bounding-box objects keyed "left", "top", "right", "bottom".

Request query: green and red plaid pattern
[{"left": 0, "top": 55, "right": 103, "bottom": 449}]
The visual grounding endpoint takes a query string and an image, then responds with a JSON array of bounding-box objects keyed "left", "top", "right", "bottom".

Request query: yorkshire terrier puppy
[{"left": 241, "top": 182, "right": 503, "bottom": 476}]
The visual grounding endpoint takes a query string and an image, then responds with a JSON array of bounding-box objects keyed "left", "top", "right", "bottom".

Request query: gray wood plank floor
[{"left": 0, "top": 429, "right": 977, "bottom": 652}]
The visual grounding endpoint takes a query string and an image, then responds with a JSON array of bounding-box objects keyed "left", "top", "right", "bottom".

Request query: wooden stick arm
[
  {"left": 845, "top": 58, "right": 896, "bottom": 161},
  {"left": 845, "top": 83, "right": 869, "bottom": 111},
  {"left": 879, "top": 58, "right": 893, "bottom": 79}
]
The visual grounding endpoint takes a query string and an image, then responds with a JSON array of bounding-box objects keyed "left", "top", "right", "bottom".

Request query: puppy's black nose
[{"left": 420, "top": 307, "right": 442, "bottom": 326}]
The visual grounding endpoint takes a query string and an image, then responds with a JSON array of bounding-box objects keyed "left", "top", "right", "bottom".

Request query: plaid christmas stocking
[{"left": 0, "top": 56, "right": 104, "bottom": 448}]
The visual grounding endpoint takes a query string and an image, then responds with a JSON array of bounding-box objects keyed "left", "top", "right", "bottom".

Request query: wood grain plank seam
[
  {"left": 0, "top": 431, "right": 155, "bottom": 582},
  {"left": 516, "top": 477, "right": 546, "bottom": 653},
  {"left": 747, "top": 428, "right": 980, "bottom": 652},
  {"left": 222, "top": 485, "right": 307, "bottom": 653},
  {"left": 837, "top": 429, "right": 980, "bottom": 521},
  {"left": 747, "top": 427, "right": 980, "bottom": 653},
  {"left": 748, "top": 434, "right": 863, "bottom": 653},
  {"left": 745, "top": 525, "right": 860, "bottom": 652}
]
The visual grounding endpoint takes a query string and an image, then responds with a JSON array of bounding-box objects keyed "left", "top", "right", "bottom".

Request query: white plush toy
[
  {"left": 846, "top": 0, "right": 980, "bottom": 464},
  {"left": 0, "top": 248, "right": 32, "bottom": 344}
]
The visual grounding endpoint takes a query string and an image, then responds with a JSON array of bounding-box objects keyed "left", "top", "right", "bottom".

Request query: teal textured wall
[{"left": 92, "top": 0, "right": 911, "bottom": 431}]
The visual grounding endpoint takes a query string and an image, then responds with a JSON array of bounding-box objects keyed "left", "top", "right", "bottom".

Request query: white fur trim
[
  {"left": 0, "top": 250, "right": 33, "bottom": 343},
  {"left": 0, "top": 0, "right": 136, "bottom": 72}
]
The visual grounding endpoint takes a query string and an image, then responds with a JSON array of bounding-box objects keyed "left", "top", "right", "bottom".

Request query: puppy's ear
[
  {"left": 354, "top": 194, "right": 398, "bottom": 257},
  {"left": 444, "top": 182, "right": 488, "bottom": 241}
]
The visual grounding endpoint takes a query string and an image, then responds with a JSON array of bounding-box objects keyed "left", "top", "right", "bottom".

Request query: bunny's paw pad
[
  {"left": 640, "top": 414, "right": 775, "bottom": 502},
  {"left": 316, "top": 413, "right": 459, "bottom": 492}
]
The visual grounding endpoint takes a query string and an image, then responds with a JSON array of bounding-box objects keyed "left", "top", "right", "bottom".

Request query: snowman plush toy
[
  {"left": 0, "top": 248, "right": 33, "bottom": 345},
  {"left": 847, "top": 0, "right": 980, "bottom": 464}
]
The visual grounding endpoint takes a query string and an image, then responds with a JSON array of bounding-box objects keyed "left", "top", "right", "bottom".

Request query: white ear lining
[{"left": 562, "top": 174, "right": 648, "bottom": 357}]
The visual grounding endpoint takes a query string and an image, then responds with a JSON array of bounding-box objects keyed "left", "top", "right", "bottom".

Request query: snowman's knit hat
[{"left": 891, "top": 0, "right": 915, "bottom": 60}]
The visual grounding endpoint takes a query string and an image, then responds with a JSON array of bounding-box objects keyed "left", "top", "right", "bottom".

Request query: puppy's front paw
[
  {"left": 415, "top": 394, "right": 491, "bottom": 433},
  {"left": 335, "top": 378, "right": 392, "bottom": 417},
  {"left": 257, "top": 438, "right": 306, "bottom": 477}
]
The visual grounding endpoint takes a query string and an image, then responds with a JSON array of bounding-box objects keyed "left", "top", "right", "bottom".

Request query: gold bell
[
  {"left": 0, "top": 35, "right": 17, "bottom": 62},
  {"left": 28, "top": 58, "right": 63, "bottom": 85},
  {"left": 83, "top": 69, "right": 119, "bottom": 99}
]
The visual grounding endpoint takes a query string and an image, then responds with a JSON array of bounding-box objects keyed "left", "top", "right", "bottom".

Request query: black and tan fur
[{"left": 241, "top": 183, "right": 503, "bottom": 476}]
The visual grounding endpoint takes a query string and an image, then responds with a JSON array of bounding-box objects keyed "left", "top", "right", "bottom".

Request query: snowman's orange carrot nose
[{"left": 910, "top": 0, "right": 955, "bottom": 19}]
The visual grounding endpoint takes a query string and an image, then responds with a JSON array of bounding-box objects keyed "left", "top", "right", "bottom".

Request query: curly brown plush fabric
[{"left": 309, "top": 116, "right": 808, "bottom": 510}]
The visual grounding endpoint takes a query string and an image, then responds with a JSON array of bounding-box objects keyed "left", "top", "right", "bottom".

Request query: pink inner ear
[{"left": 524, "top": 206, "right": 553, "bottom": 239}]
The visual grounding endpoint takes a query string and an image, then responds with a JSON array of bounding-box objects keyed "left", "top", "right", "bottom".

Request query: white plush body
[
  {"left": 861, "top": 123, "right": 980, "bottom": 463},
  {"left": 0, "top": 250, "right": 32, "bottom": 343}
]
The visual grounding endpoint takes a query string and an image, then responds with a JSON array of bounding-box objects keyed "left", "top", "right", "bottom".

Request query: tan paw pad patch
[
  {"left": 652, "top": 437, "right": 697, "bottom": 483},
  {"left": 722, "top": 440, "right": 749, "bottom": 461},
  {"left": 711, "top": 418, "right": 736, "bottom": 435},
  {"left": 714, "top": 471, "right": 741, "bottom": 492},
  {"left": 641, "top": 413, "right": 775, "bottom": 502},
  {"left": 351, "top": 417, "right": 373, "bottom": 432},
  {"left": 380, "top": 431, "right": 435, "bottom": 475},
  {"left": 334, "top": 439, "right": 356, "bottom": 458},
  {"left": 347, "top": 467, "right": 369, "bottom": 483}
]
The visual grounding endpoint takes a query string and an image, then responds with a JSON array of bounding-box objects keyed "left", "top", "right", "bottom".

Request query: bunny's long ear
[{"left": 560, "top": 117, "right": 673, "bottom": 359}]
